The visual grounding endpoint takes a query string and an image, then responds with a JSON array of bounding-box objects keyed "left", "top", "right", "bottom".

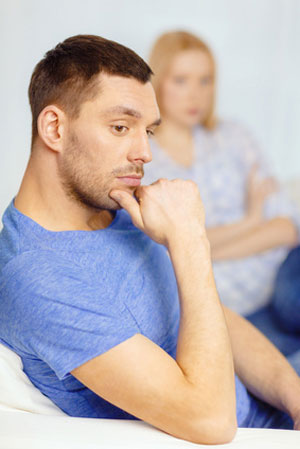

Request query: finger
[
  {"left": 109, "top": 189, "right": 144, "bottom": 230},
  {"left": 262, "top": 177, "right": 279, "bottom": 194},
  {"left": 148, "top": 178, "right": 168, "bottom": 187},
  {"left": 248, "top": 164, "right": 259, "bottom": 186},
  {"left": 263, "top": 176, "right": 276, "bottom": 186},
  {"left": 134, "top": 185, "right": 144, "bottom": 200},
  {"left": 269, "top": 177, "right": 279, "bottom": 191},
  {"left": 265, "top": 183, "right": 277, "bottom": 195},
  {"left": 250, "top": 163, "right": 259, "bottom": 177}
]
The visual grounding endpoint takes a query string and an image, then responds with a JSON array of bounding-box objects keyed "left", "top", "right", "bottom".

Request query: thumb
[
  {"left": 110, "top": 189, "right": 144, "bottom": 230},
  {"left": 250, "top": 163, "right": 259, "bottom": 180},
  {"left": 248, "top": 163, "right": 259, "bottom": 190}
]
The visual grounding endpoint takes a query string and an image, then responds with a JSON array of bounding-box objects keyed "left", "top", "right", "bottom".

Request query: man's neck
[{"left": 14, "top": 152, "right": 114, "bottom": 232}]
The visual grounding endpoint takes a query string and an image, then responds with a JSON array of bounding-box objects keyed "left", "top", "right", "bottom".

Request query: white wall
[{"left": 1, "top": 0, "right": 300, "bottom": 219}]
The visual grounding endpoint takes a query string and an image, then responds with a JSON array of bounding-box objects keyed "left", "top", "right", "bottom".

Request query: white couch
[{"left": 1, "top": 343, "right": 300, "bottom": 449}]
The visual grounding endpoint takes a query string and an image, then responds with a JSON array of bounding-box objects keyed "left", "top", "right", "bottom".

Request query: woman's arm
[
  {"left": 211, "top": 216, "right": 298, "bottom": 261},
  {"left": 206, "top": 215, "right": 259, "bottom": 250},
  {"left": 207, "top": 165, "right": 276, "bottom": 251},
  {"left": 207, "top": 164, "right": 298, "bottom": 259}
]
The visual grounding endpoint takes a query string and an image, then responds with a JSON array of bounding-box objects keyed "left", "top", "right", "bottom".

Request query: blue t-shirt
[{"left": 0, "top": 200, "right": 251, "bottom": 424}]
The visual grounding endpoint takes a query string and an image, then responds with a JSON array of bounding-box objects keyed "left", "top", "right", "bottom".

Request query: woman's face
[{"left": 159, "top": 49, "right": 214, "bottom": 127}]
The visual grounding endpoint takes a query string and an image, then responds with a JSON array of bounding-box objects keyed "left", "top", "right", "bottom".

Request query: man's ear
[{"left": 37, "top": 105, "right": 66, "bottom": 152}]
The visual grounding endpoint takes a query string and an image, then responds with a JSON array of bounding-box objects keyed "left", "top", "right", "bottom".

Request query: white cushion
[
  {"left": 0, "top": 344, "right": 299, "bottom": 448},
  {"left": 0, "top": 342, "right": 65, "bottom": 415},
  {"left": 0, "top": 409, "right": 299, "bottom": 449}
]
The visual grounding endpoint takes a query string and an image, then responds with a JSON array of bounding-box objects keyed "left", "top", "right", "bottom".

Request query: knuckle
[
  {"left": 187, "top": 180, "right": 198, "bottom": 190},
  {"left": 140, "top": 185, "right": 152, "bottom": 199},
  {"left": 158, "top": 177, "right": 169, "bottom": 185},
  {"left": 150, "top": 178, "right": 168, "bottom": 187}
]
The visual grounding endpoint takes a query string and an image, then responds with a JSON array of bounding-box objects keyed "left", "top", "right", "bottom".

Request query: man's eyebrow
[
  {"left": 103, "top": 105, "right": 161, "bottom": 127},
  {"left": 103, "top": 106, "right": 142, "bottom": 119},
  {"left": 150, "top": 117, "right": 162, "bottom": 127}
]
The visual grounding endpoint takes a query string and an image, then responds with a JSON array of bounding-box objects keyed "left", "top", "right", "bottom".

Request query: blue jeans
[
  {"left": 242, "top": 247, "right": 300, "bottom": 428},
  {"left": 271, "top": 245, "right": 300, "bottom": 333},
  {"left": 241, "top": 350, "right": 300, "bottom": 429},
  {"left": 246, "top": 305, "right": 300, "bottom": 356},
  {"left": 246, "top": 245, "right": 300, "bottom": 356},
  {"left": 243, "top": 246, "right": 300, "bottom": 428}
]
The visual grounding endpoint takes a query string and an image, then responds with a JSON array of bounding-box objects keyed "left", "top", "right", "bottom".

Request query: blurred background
[{"left": 1, "top": 0, "right": 300, "bottom": 219}]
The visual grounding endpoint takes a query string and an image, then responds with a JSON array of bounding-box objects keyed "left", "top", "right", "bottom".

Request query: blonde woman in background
[{"left": 144, "top": 30, "right": 300, "bottom": 354}]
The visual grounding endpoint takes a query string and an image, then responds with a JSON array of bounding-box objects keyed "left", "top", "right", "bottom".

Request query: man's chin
[
  {"left": 108, "top": 186, "right": 137, "bottom": 208},
  {"left": 108, "top": 200, "right": 123, "bottom": 211}
]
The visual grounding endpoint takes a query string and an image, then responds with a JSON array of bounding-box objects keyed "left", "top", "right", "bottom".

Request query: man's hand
[
  {"left": 247, "top": 164, "right": 278, "bottom": 224},
  {"left": 110, "top": 178, "right": 206, "bottom": 247}
]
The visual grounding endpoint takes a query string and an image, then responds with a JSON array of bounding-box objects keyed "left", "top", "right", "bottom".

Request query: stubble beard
[
  {"left": 57, "top": 132, "right": 119, "bottom": 211},
  {"left": 57, "top": 132, "right": 144, "bottom": 212}
]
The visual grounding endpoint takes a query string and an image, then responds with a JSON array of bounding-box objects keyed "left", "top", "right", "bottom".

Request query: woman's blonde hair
[{"left": 149, "top": 30, "right": 217, "bottom": 130}]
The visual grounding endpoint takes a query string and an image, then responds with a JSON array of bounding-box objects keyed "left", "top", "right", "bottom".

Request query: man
[{"left": 0, "top": 35, "right": 300, "bottom": 445}]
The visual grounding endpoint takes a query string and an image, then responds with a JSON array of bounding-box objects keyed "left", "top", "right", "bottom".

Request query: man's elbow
[{"left": 180, "top": 412, "right": 238, "bottom": 445}]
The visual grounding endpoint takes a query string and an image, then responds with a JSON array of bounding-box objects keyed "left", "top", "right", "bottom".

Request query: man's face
[{"left": 58, "top": 73, "right": 160, "bottom": 211}]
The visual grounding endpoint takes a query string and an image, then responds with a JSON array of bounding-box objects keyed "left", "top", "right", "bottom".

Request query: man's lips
[{"left": 116, "top": 175, "right": 142, "bottom": 186}]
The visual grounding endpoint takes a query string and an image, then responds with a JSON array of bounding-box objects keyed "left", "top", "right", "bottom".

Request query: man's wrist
[{"left": 167, "top": 228, "right": 211, "bottom": 259}]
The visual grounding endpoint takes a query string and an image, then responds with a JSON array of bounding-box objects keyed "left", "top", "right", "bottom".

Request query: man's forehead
[
  {"left": 100, "top": 104, "right": 161, "bottom": 128},
  {"left": 93, "top": 75, "right": 160, "bottom": 123},
  {"left": 98, "top": 73, "right": 152, "bottom": 96}
]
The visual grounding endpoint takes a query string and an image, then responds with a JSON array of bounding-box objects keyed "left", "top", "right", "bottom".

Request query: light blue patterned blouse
[{"left": 143, "top": 120, "right": 300, "bottom": 316}]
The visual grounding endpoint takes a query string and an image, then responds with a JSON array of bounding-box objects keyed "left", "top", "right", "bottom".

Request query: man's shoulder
[
  {"left": 0, "top": 206, "right": 164, "bottom": 296},
  {"left": 1, "top": 249, "right": 91, "bottom": 296}
]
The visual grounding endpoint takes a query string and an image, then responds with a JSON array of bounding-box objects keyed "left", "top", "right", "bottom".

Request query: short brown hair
[
  {"left": 149, "top": 30, "right": 216, "bottom": 130},
  {"left": 29, "top": 34, "right": 153, "bottom": 145}
]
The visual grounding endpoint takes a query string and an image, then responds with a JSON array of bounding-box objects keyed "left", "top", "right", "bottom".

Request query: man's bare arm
[
  {"left": 223, "top": 306, "right": 300, "bottom": 427},
  {"left": 211, "top": 217, "right": 297, "bottom": 261},
  {"left": 71, "top": 180, "right": 237, "bottom": 445}
]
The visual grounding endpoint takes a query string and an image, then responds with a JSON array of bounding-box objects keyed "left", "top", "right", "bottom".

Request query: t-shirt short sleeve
[{"left": 3, "top": 251, "right": 140, "bottom": 380}]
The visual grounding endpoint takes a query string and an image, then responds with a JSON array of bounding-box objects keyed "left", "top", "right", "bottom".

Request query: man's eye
[
  {"left": 146, "top": 129, "right": 154, "bottom": 137},
  {"left": 112, "top": 125, "right": 128, "bottom": 134}
]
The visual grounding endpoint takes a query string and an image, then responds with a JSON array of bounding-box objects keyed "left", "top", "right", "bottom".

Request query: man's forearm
[
  {"left": 169, "top": 233, "right": 236, "bottom": 421},
  {"left": 223, "top": 306, "right": 300, "bottom": 421},
  {"left": 211, "top": 217, "right": 298, "bottom": 261}
]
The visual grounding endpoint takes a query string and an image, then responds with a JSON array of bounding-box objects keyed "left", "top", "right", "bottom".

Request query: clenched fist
[{"left": 110, "top": 178, "right": 206, "bottom": 248}]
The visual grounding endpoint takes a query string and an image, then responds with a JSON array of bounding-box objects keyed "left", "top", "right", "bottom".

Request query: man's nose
[{"left": 128, "top": 132, "right": 153, "bottom": 165}]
